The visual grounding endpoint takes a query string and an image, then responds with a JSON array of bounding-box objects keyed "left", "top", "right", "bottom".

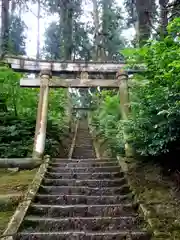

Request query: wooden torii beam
[
  {"left": 4, "top": 56, "right": 143, "bottom": 74},
  {"left": 20, "top": 77, "right": 121, "bottom": 88}
]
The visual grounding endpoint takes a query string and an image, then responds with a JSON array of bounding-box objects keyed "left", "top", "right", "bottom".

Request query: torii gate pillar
[
  {"left": 117, "top": 70, "right": 134, "bottom": 157},
  {"left": 33, "top": 69, "right": 51, "bottom": 161}
]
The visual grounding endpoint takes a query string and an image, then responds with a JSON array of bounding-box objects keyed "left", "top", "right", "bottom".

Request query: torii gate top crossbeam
[{"left": 4, "top": 56, "right": 142, "bottom": 74}]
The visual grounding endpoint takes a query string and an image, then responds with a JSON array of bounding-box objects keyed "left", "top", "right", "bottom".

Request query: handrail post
[
  {"left": 67, "top": 89, "right": 72, "bottom": 132},
  {"left": 117, "top": 70, "right": 134, "bottom": 157},
  {"left": 33, "top": 69, "right": 51, "bottom": 160}
]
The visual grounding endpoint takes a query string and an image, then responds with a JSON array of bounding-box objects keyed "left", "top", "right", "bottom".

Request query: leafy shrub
[
  {"left": 90, "top": 92, "right": 124, "bottom": 155},
  {"left": 91, "top": 18, "right": 180, "bottom": 159},
  {"left": 0, "top": 66, "right": 69, "bottom": 158},
  {"left": 123, "top": 17, "right": 180, "bottom": 156}
]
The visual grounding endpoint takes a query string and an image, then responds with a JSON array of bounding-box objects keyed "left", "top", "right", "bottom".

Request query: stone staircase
[{"left": 14, "top": 121, "right": 151, "bottom": 239}]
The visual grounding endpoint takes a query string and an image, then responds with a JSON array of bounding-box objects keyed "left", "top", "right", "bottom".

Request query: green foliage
[
  {"left": 0, "top": 65, "right": 69, "bottom": 158},
  {"left": 9, "top": 15, "right": 26, "bottom": 55},
  {"left": 42, "top": 0, "right": 125, "bottom": 61},
  {"left": 43, "top": 20, "right": 92, "bottom": 60},
  {"left": 0, "top": 113, "right": 35, "bottom": 157},
  {"left": 91, "top": 18, "right": 180, "bottom": 159},
  {"left": 43, "top": 22, "right": 61, "bottom": 60},
  {"left": 90, "top": 91, "right": 124, "bottom": 155},
  {"left": 123, "top": 17, "right": 180, "bottom": 156},
  {"left": 43, "top": 0, "right": 83, "bottom": 60},
  {"left": 101, "top": 0, "right": 125, "bottom": 60}
]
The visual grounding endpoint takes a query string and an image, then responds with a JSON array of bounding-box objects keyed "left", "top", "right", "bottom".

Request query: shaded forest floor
[{"left": 126, "top": 160, "right": 180, "bottom": 239}]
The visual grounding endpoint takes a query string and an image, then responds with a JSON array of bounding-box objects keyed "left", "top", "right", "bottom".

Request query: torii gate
[{"left": 4, "top": 56, "right": 139, "bottom": 161}]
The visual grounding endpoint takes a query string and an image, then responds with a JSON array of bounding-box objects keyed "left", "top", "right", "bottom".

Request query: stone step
[
  {"left": 34, "top": 194, "right": 133, "bottom": 205},
  {"left": 73, "top": 147, "right": 95, "bottom": 150},
  {"left": 47, "top": 166, "right": 121, "bottom": 173},
  {"left": 16, "top": 231, "right": 151, "bottom": 240},
  {"left": 28, "top": 204, "right": 137, "bottom": 218},
  {"left": 21, "top": 216, "right": 144, "bottom": 232},
  {"left": 45, "top": 172, "right": 124, "bottom": 179},
  {"left": 73, "top": 144, "right": 94, "bottom": 147},
  {"left": 74, "top": 139, "right": 93, "bottom": 143},
  {"left": 71, "top": 154, "right": 96, "bottom": 159},
  {"left": 12, "top": 124, "right": 151, "bottom": 240},
  {"left": 38, "top": 185, "right": 130, "bottom": 195},
  {"left": 52, "top": 158, "right": 116, "bottom": 162},
  {"left": 49, "top": 161, "right": 118, "bottom": 168},
  {"left": 42, "top": 178, "right": 126, "bottom": 187},
  {"left": 73, "top": 149, "right": 95, "bottom": 153},
  {"left": 74, "top": 143, "right": 94, "bottom": 146},
  {"left": 72, "top": 155, "right": 96, "bottom": 159}
]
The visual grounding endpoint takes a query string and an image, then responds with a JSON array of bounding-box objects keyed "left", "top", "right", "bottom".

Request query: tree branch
[
  {"left": 145, "top": 11, "right": 160, "bottom": 35},
  {"left": 166, "top": 0, "right": 180, "bottom": 9}
]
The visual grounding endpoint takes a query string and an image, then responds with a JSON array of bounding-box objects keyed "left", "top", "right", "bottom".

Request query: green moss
[
  {"left": 0, "top": 198, "right": 19, "bottom": 211},
  {"left": 0, "top": 169, "right": 37, "bottom": 194},
  {"left": 125, "top": 160, "right": 180, "bottom": 237},
  {"left": 0, "top": 210, "right": 16, "bottom": 234},
  {"left": 0, "top": 168, "right": 37, "bottom": 234}
]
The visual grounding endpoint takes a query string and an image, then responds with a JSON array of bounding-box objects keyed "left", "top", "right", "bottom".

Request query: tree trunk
[
  {"left": 92, "top": 0, "right": 101, "bottom": 61},
  {"left": 135, "top": 0, "right": 151, "bottom": 46},
  {"left": 101, "top": 0, "right": 112, "bottom": 61},
  {"left": 36, "top": 0, "right": 41, "bottom": 59},
  {"left": 66, "top": 7, "right": 73, "bottom": 60},
  {"left": 60, "top": 1, "right": 73, "bottom": 60},
  {"left": 10, "top": 0, "right": 16, "bottom": 14},
  {"left": 1, "top": 0, "right": 10, "bottom": 57},
  {"left": 159, "top": 0, "right": 169, "bottom": 37}
]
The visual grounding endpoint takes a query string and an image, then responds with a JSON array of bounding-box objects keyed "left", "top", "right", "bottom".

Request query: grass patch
[
  {"left": 0, "top": 169, "right": 37, "bottom": 195},
  {"left": 0, "top": 210, "right": 16, "bottom": 234},
  {"left": 125, "top": 160, "right": 180, "bottom": 238},
  {"left": 0, "top": 168, "right": 37, "bottom": 234}
]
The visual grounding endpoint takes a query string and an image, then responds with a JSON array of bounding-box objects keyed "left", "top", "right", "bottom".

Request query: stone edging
[
  {"left": 116, "top": 156, "right": 156, "bottom": 237},
  {"left": 68, "top": 120, "right": 79, "bottom": 159},
  {"left": 1, "top": 155, "right": 51, "bottom": 240},
  {"left": 117, "top": 156, "right": 176, "bottom": 239},
  {"left": 0, "top": 158, "right": 41, "bottom": 170}
]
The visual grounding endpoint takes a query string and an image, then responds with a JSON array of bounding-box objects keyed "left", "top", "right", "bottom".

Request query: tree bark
[
  {"left": 36, "top": 0, "right": 41, "bottom": 59},
  {"left": 60, "top": 1, "right": 73, "bottom": 60},
  {"left": 159, "top": 0, "right": 169, "bottom": 37},
  {"left": 92, "top": 0, "right": 101, "bottom": 61},
  {"left": 10, "top": 0, "right": 16, "bottom": 15},
  {"left": 135, "top": 0, "right": 151, "bottom": 46},
  {"left": 101, "top": 0, "right": 112, "bottom": 61},
  {"left": 1, "top": 0, "right": 10, "bottom": 57}
]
